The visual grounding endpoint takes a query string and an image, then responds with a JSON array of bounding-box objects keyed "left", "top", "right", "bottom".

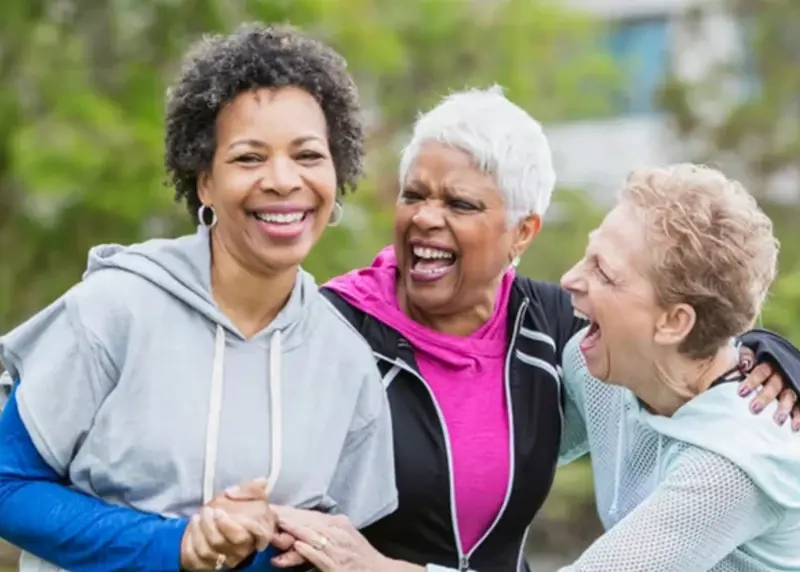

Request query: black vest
[{"left": 321, "top": 277, "right": 586, "bottom": 572}]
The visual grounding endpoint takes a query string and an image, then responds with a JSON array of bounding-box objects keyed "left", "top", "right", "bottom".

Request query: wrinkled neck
[
  {"left": 396, "top": 282, "right": 498, "bottom": 338},
  {"left": 209, "top": 234, "right": 297, "bottom": 338},
  {"left": 630, "top": 344, "right": 739, "bottom": 417}
]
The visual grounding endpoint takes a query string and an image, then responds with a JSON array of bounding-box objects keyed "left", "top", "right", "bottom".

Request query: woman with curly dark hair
[{"left": 0, "top": 23, "right": 396, "bottom": 572}]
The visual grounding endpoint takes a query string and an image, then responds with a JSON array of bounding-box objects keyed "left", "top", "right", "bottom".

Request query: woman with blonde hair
[{"left": 559, "top": 164, "right": 799, "bottom": 570}]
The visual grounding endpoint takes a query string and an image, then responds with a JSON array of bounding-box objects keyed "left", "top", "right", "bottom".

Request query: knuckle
[
  {"left": 196, "top": 545, "right": 216, "bottom": 561},
  {"left": 752, "top": 363, "right": 772, "bottom": 379}
]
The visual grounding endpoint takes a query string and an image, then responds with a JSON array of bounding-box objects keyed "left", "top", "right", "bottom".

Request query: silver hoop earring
[
  {"left": 328, "top": 202, "right": 343, "bottom": 227},
  {"left": 197, "top": 204, "right": 218, "bottom": 229}
]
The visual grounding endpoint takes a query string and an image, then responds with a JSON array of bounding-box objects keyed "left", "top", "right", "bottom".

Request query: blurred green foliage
[{"left": 659, "top": 0, "right": 800, "bottom": 343}]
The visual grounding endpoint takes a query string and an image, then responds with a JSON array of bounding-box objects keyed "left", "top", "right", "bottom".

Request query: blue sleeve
[
  {"left": 0, "top": 383, "right": 188, "bottom": 572},
  {"left": 739, "top": 328, "right": 800, "bottom": 394}
]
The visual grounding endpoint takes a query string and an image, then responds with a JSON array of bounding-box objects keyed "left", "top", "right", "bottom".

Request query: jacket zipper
[{"left": 373, "top": 300, "right": 527, "bottom": 571}]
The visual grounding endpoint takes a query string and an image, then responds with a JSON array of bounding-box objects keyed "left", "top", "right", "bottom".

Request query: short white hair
[{"left": 398, "top": 85, "right": 556, "bottom": 224}]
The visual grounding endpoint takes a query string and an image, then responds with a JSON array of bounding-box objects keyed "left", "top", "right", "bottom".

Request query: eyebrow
[{"left": 228, "top": 135, "right": 325, "bottom": 150}]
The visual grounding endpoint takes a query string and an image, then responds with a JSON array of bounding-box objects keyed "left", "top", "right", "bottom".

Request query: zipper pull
[{"left": 459, "top": 555, "right": 470, "bottom": 571}]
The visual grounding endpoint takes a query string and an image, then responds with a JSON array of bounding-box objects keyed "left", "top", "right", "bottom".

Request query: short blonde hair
[{"left": 620, "top": 163, "right": 779, "bottom": 358}]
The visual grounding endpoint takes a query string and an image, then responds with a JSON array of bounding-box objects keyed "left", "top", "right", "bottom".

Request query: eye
[
  {"left": 235, "top": 154, "right": 263, "bottom": 164},
  {"left": 296, "top": 150, "right": 325, "bottom": 163},
  {"left": 593, "top": 260, "right": 614, "bottom": 285},
  {"left": 448, "top": 198, "right": 478, "bottom": 211},
  {"left": 400, "top": 189, "right": 424, "bottom": 203}
]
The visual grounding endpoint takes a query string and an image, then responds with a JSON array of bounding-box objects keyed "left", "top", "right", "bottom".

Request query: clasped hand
[{"left": 179, "top": 478, "right": 296, "bottom": 570}]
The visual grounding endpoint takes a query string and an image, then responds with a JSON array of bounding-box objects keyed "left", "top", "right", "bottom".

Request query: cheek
[
  {"left": 310, "top": 166, "right": 338, "bottom": 206},
  {"left": 393, "top": 205, "right": 414, "bottom": 237},
  {"left": 457, "top": 223, "right": 511, "bottom": 277}
]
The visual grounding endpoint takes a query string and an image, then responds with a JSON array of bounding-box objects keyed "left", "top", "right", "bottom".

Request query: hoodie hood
[
  {"left": 84, "top": 225, "right": 315, "bottom": 345},
  {"left": 642, "top": 383, "right": 800, "bottom": 510}
]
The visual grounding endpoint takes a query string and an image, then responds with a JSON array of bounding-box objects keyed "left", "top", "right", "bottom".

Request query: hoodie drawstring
[{"left": 202, "top": 325, "right": 283, "bottom": 504}]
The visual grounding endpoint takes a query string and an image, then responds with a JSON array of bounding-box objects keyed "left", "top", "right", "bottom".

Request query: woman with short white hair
[
  {"left": 223, "top": 89, "right": 797, "bottom": 572},
  {"left": 558, "top": 164, "right": 800, "bottom": 571}
]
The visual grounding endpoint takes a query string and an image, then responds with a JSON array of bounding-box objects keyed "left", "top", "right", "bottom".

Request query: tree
[
  {"left": 0, "top": 0, "right": 619, "bottom": 329},
  {"left": 659, "top": 0, "right": 800, "bottom": 197}
]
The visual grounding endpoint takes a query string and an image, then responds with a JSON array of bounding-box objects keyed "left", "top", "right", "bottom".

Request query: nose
[
  {"left": 261, "top": 155, "right": 302, "bottom": 196},
  {"left": 560, "top": 261, "right": 587, "bottom": 295},
  {"left": 411, "top": 202, "right": 446, "bottom": 231}
]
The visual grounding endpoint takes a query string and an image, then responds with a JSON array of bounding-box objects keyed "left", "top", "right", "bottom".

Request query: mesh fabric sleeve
[
  {"left": 559, "top": 446, "right": 782, "bottom": 572},
  {"left": 558, "top": 331, "right": 589, "bottom": 466}
]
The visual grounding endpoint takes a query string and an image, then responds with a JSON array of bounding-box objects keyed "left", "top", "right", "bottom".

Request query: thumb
[{"left": 225, "top": 477, "right": 269, "bottom": 500}]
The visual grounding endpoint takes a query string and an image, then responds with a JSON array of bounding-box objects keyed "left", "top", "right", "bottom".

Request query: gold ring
[
  {"left": 214, "top": 554, "right": 226, "bottom": 570},
  {"left": 312, "top": 535, "right": 329, "bottom": 550}
]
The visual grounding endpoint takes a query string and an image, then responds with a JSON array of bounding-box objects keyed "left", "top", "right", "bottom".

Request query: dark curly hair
[{"left": 164, "top": 22, "right": 365, "bottom": 222}]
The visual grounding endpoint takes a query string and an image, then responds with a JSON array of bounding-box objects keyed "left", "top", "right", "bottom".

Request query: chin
[
  {"left": 403, "top": 280, "right": 452, "bottom": 311},
  {"left": 582, "top": 355, "right": 612, "bottom": 383}
]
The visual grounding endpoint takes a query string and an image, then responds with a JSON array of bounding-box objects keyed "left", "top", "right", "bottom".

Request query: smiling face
[
  {"left": 560, "top": 202, "right": 665, "bottom": 383},
  {"left": 395, "top": 141, "right": 540, "bottom": 325},
  {"left": 198, "top": 86, "right": 337, "bottom": 276}
]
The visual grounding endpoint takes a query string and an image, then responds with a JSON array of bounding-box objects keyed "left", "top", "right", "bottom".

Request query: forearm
[{"left": 0, "top": 389, "right": 187, "bottom": 572}]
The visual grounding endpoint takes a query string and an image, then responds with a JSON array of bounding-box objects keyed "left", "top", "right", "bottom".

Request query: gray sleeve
[
  {"left": 558, "top": 332, "right": 590, "bottom": 466},
  {"left": 0, "top": 291, "right": 116, "bottom": 475},
  {"left": 325, "top": 362, "right": 398, "bottom": 529}
]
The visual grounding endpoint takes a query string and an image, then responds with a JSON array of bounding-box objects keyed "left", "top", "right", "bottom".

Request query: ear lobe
[{"left": 653, "top": 303, "right": 696, "bottom": 348}]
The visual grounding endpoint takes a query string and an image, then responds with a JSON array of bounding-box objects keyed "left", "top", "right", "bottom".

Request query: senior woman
[
  {"left": 0, "top": 23, "right": 396, "bottom": 572},
  {"left": 557, "top": 164, "right": 799, "bottom": 571},
  {"left": 259, "top": 89, "right": 800, "bottom": 572}
]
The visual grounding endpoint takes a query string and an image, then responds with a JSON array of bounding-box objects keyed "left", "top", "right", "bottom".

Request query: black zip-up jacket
[{"left": 321, "top": 276, "right": 586, "bottom": 572}]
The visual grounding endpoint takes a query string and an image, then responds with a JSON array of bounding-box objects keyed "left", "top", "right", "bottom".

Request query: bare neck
[
  {"left": 209, "top": 236, "right": 297, "bottom": 339},
  {"left": 631, "top": 344, "right": 739, "bottom": 417},
  {"left": 396, "top": 280, "right": 499, "bottom": 338}
]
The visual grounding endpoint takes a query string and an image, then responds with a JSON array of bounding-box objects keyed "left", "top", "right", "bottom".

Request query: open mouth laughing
[
  {"left": 574, "top": 308, "right": 602, "bottom": 352},
  {"left": 408, "top": 241, "right": 458, "bottom": 283}
]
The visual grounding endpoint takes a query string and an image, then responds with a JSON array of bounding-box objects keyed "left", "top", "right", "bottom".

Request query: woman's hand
[
  {"left": 270, "top": 505, "right": 405, "bottom": 572},
  {"left": 180, "top": 478, "right": 277, "bottom": 570},
  {"left": 180, "top": 505, "right": 258, "bottom": 570},
  {"left": 737, "top": 347, "right": 800, "bottom": 430}
]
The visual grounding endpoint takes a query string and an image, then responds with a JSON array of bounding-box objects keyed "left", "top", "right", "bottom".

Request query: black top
[{"left": 321, "top": 277, "right": 586, "bottom": 572}]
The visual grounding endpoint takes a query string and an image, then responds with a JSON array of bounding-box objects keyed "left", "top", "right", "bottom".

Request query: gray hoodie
[{"left": 0, "top": 228, "right": 397, "bottom": 571}]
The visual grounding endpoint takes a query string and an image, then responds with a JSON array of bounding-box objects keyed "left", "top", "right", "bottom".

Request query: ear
[
  {"left": 653, "top": 303, "right": 696, "bottom": 349},
  {"left": 197, "top": 171, "right": 213, "bottom": 206},
  {"left": 510, "top": 212, "right": 542, "bottom": 260}
]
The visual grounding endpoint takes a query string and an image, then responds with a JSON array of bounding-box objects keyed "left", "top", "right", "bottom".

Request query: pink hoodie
[{"left": 325, "top": 246, "right": 512, "bottom": 553}]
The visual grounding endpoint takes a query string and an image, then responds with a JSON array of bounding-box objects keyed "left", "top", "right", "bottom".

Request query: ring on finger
[
  {"left": 214, "top": 554, "right": 227, "bottom": 570},
  {"left": 312, "top": 534, "right": 329, "bottom": 551}
]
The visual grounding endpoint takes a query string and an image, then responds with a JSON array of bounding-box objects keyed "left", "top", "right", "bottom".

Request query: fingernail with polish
[
  {"left": 775, "top": 413, "right": 788, "bottom": 426},
  {"left": 751, "top": 402, "right": 763, "bottom": 414},
  {"left": 739, "top": 384, "right": 751, "bottom": 397}
]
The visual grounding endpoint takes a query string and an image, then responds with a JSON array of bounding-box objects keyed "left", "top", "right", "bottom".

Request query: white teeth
[
  {"left": 574, "top": 309, "right": 590, "bottom": 320},
  {"left": 413, "top": 246, "right": 454, "bottom": 260},
  {"left": 255, "top": 212, "right": 305, "bottom": 224},
  {"left": 415, "top": 266, "right": 449, "bottom": 275}
]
